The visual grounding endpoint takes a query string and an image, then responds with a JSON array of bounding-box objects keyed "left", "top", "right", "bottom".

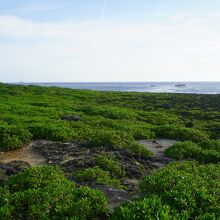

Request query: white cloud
[{"left": 0, "top": 14, "right": 219, "bottom": 82}]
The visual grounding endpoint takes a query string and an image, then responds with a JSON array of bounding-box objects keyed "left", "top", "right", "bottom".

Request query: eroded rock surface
[
  {"left": 0, "top": 160, "right": 30, "bottom": 183},
  {"left": 93, "top": 185, "right": 130, "bottom": 212},
  {"left": 31, "top": 141, "right": 157, "bottom": 179}
]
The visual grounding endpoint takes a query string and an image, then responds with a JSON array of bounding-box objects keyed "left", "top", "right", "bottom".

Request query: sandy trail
[
  {"left": 138, "top": 139, "right": 178, "bottom": 157},
  {"left": 137, "top": 139, "right": 178, "bottom": 167},
  {"left": 0, "top": 142, "right": 47, "bottom": 166}
]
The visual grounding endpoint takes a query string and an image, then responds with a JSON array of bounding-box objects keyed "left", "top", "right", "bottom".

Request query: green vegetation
[
  {"left": 0, "top": 124, "right": 32, "bottom": 150},
  {"left": 165, "top": 141, "right": 220, "bottom": 163},
  {"left": 154, "top": 125, "right": 209, "bottom": 143},
  {"left": 0, "top": 166, "right": 109, "bottom": 219},
  {"left": 111, "top": 196, "right": 176, "bottom": 220},
  {"left": 112, "top": 161, "right": 220, "bottom": 219},
  {"left": 0, "top": 83, "right": 219, "bottom": 153},
  {"left": 96, "top": 153, "right": 126, "bottom": 178},
  {"left": 74, "top": 166, "right": 124, "bottom": 189}
]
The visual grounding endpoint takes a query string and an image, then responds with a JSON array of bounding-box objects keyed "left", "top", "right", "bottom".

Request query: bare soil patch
[{"left": 0, "top": 142, "right": 47, "bottom": 166}]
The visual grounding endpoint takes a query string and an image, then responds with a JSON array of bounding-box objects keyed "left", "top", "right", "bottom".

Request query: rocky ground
[
  {"left": 0, "top": 139, "right": 177, "bottom": 210},
  {"left": 137, "top": 139, "right": 177, "bottom": 168}
]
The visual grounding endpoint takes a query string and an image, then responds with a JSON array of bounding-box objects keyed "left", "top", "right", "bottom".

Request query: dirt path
[
  {"left": 137, "top": 139, "right": 178, "bottom": 168},
  {"left": 138, "top": 139, "right": 178, "bottom": 157},
  {"left": 0, "top": 142, "right": 47, "bottom": 166}
]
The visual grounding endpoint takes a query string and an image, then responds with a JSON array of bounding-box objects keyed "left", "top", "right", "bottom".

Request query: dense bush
[
  {"left": 77, "top": 105, "right": 138, "bottom": 120},
  {"left": 126, "top": 142, "right": 154, "bottom": 157},
  {"left": 154, "top": 125, "right": 209, "bottom": 143},
  {"left": 111, "top": 196, "right": 174, "bottom": 220},
  {"left": 139, "top": 162, "right": 220, "bottom": 218},
  {"left": 200, "top": 139, "right": 220, "bottom": 151},
  {"left": 127, "top": 125, "right": 155, "bottom": 140},
  {"left": 89, "top": 129, "right": 129, "bottom": 148},
  {"left": 28, "top": 122, "right": 74, "bottom": 142},
  {"left": 112, "top": 162, "right": 220, "bottom": 219},
  {"left": 0, "top": 166, "right": 109, "bottom": 219},
  {"left": 138, "top": 111, "right": 183, "bottom": 126},
  {"left": 165, "top": 141, "right": 220, "bottom": 163},
  {"left": 74, "top": 166, "right": 124, "bottom": 189},
  {"left": 0, "top": 124, "right": 32, "bottom": 150}
]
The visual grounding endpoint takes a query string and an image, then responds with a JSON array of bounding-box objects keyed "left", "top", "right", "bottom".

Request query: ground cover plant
[
  {"left": 165, "top": 141, "right": 220, "bottom": 163},
  {"left": 0, "top": 83, "right": 219, "bottom": 152},
  {"left": 111, "top": 161, "right": 220, "bottom": 219},
  {"left": 73, "top": 166, "right": 124, "bottom": 189},
  {"left": 95, "top": 153, "right": 126, "bottom": 178},
  {"left": 0, "top": 166, "right": 109, "bottom": 219}
]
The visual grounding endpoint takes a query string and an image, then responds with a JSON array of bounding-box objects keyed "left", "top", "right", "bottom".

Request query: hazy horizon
[
  {"left": 8, "top": 81, "right": 220, "bottom": 83},
  {"left": 0, "top": 0, "right": 220, "bottom": 82}
]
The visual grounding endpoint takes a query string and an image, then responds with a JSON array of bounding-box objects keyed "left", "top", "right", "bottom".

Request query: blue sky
[
  {"left": 1, "top": 0, "right": 220, "bottom": 22},
  {"left": 0, "top": 0, "right": 220, "bottom": 82}
]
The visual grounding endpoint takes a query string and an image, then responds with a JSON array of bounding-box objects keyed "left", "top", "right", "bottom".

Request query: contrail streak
[{"left": 101, "top": 0, "right": 108, "bottom": 22}]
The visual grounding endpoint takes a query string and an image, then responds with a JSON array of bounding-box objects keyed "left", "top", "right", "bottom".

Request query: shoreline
[{"left": 7, "top": 82, "right": 220, "bottom": 95}]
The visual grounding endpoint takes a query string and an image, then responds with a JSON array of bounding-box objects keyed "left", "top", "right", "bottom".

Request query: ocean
[{"left": 17, "top": 82, "right": 220, "bottom": 94}]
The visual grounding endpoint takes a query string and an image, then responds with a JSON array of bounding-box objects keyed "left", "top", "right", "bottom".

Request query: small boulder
[
  {"left": 93, "top": 184, "right": 130, "bottom": 212},
  {"left": 61, "top": 115, "right": 81, "bottom": 121}
]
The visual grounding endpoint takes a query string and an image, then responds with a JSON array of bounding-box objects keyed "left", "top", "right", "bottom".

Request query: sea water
[{"left": 17, "top": 82, "right": 220, "bottom": 94}]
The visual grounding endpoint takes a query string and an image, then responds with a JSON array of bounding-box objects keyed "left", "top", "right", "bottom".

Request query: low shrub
[
  {"left": 0, "top": 124, "right": 32, "bottom": 150},
  {"left": 4, "top": 165, "right": 68, "bottom": 191},
  {"left": 200, "top": 139, "right": 220, "bottom": 151},
  {"left": 96, "top": 153, "right": 126, "bottom": 178},
  {"left": 138, "top": 111, "right": 183, "bottom": 126},
  {"left": 0, "top": 166, "right": 109, "bottom": 219},
  {"left": 74, "top": 166, "right": 124, "bottom": 189},
  {"left": 165, "top": 141, "right": 220, "bottom": 163},
  {"left": 154, "top": 125, "right": 209, "bottom": 143},
  {"left": 165, "top": 141, "right": 199, "bottom": 160},
  {"left": 198, "top": 149, "right": 220, "bottom": 163},
  {"left": 111, "top": 196, "right": 174, "bottom": 220},
  {"left": 78, "top": 105, "right": 138, "bottom": 120},
  {"left": 89, "top": 129, "right": 134, "bottom": 149},
  {"left": 28, "top": 122, "right": 74, "bottom": 142},
  {"left": 126, "top": 143, "right": 154, "bottom": 157},
  {"left": 128, "top": 126, "right": 155, "bottom": 140},
  {"left": 139, "top": 162, "right": 220, "bottom": 218}
]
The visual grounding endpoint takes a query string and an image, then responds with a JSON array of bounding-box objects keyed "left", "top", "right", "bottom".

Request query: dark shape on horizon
[{"left": 175, "top": 83, "right": 186, "bottom": 87}]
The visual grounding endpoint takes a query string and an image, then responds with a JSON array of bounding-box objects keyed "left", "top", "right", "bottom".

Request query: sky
[{"left": 0, "top": 0, "right": 220, "bottom": 82}]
